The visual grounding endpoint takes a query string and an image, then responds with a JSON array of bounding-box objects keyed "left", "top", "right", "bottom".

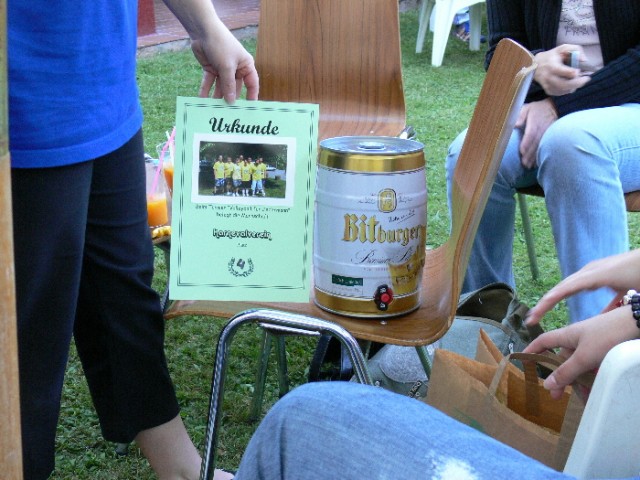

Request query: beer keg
[{"left": 314, "top": 136, "right": 427, "bottom": 318}]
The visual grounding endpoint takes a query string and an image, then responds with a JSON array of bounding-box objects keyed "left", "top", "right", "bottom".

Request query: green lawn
[{"left": 50, "top": 8, "right": 640, "bottom": 479}]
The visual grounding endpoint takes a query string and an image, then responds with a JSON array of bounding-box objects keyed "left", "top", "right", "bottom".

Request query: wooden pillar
[
  {"left": 138, "top": 0, "right": 157, "bottom": 36},
  {"left": 0, "top": 0, "right": 23, "bottom": 478}
]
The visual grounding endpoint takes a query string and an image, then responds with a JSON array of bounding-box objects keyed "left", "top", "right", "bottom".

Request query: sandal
[
  {"left": 453, "top": 22, "right": 486, "bottom": 44},
  {"left": 453, "top": 23, "right": 471, "bottom": 42}
]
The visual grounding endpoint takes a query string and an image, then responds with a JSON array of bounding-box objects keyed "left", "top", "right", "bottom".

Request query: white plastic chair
[
  {"left": 415, "top": 0, "right": 485, "bottom": 67},
  {"left": 564, "top": 339, "right": 640, "bottom": 479}
]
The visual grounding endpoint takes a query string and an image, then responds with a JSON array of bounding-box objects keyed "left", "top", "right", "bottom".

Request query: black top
[{"left": 486, "top": 0, "right": 640, "bottom": 117}]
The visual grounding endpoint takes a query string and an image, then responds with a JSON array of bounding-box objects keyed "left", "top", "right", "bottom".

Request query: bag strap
[
  {"left": 488, "top": 352, "right": 595, "bottom": 406},
  {"left": 457, "top": 282, "right": 543, "bottom": 345}
]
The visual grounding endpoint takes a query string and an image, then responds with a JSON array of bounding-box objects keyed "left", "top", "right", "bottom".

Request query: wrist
[{"left": 621, "top": 290, "right": 640, "bottom": 329}]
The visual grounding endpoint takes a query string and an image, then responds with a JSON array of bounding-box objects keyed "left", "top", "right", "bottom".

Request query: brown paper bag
[{"left": 426, "top": 330, "right": 587, "bottom": 471}]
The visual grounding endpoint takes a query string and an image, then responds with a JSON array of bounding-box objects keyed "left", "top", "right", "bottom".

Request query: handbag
[
  {"left": 365, "top": 282, "right": 543, "bottom": 398},
  {"left": 426, "top": 330, "right": 592, "bottom": 470}
]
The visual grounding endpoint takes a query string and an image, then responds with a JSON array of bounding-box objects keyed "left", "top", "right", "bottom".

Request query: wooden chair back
[
  {"left": 165, "top": 39, "right": 536, "bottom": 347},
  {"left": 255, "top": 0, "right": 407, "bottom": 140},
  {"left": 408, "top": 38, "right": 535, "bottom": 343}
]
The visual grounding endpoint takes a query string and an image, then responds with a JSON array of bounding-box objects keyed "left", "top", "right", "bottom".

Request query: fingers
[
  {"left": 200, "top": 67, "right": 259, "bottom": 104},
  {"left": 199, "top": 71, "right": 215, "bottom": 98},
  {"left": 526, "top": 290, "right": 566, "bottom": 326},
  {"left": 543, "top": 371, "right": 570, "bottom": 400},
  {"left": 533, "top": 45, "right": 592, "bottom": 96},
  {"left": 518, "top": 121, "right": 538, "bottom": 169},
  {"left": 242, "top": 70, "right": 260, "bottom": 100},
  {"left": 524, "top": 328, "right": 571, "bottom": 354}
]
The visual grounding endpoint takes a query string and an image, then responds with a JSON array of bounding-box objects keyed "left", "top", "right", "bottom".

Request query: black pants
[{"left": 12, "top": 131, "right": 179, "bottom": 479}]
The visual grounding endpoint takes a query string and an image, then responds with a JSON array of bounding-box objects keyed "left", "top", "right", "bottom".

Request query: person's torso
[{"left": 8, "top": 1, "right": 142, "bottom": 168}]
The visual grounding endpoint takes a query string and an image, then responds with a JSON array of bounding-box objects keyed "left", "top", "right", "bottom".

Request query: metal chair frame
[{"left": 199, "top": 309, "right": 372, "bottom": 480}]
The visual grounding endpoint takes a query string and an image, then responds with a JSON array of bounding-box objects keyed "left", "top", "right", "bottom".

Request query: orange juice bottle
[
  {"left": 163, "top": 163, "right": 174, "bottom": 195},
  {"left": 147, "top": 194, "right": 169, "bottom": 227}
]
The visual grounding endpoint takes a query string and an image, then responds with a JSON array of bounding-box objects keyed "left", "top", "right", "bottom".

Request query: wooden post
[
  {"left": 0, "top": 0, "right": 23, "bottom": 477},
  {"left": 138, "top": 0, "right": 157, "bottom": 36}
]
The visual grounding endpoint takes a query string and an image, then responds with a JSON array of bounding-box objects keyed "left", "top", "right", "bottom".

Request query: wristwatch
[{"left": 622, "top": 290, "right": 640, "bottom": 328}]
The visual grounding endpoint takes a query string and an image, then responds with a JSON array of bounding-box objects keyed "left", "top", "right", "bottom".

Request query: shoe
[
  {"left": 453, "top": 23, "right": 471, "bottom": 42},
  {"left": 214, "top": 469, "right": 235, "bottom": 480},
  {"left": 453, "top": 22, "right": 486, "bottom": 43}
]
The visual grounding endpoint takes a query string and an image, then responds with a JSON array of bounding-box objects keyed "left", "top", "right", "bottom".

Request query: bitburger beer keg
[{"left": 313, "top": 136, "right": 427, "bottom": 318}]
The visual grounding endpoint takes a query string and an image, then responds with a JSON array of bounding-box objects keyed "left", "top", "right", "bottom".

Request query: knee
[
  {"left": 537, "top": 116, "right": 608, "bottom": 183},
  {"left": 445, "top": 130, "right": 467, "bottom": 185}
]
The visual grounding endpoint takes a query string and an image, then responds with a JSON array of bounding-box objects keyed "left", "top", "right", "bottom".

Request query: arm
[
  {"left": 161, "top": 0, "right": 259, "bottom": 102},
  {"left": 485, "top": 0, "right": 640, "bottom": 117},
  {"left": 524, "top": 249, "right": 640, "bottom": 399}
]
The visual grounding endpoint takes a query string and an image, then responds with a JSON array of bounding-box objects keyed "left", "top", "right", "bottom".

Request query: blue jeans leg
[
  {"left": 235, "top": 382, "right": 571, "bottom": 480},
  {"left": 445, "top": 103, "right": 640, "bottom": 323},
  {"left": 538, "top": 104, "right": 640, "bottom": 322}
]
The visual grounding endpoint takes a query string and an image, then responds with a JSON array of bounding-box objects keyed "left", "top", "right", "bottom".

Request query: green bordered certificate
[{"left": 169, "top": 98, "right": 319, "bottom": 302}]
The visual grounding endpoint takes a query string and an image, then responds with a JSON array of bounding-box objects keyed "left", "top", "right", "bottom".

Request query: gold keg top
[{"left": 319, "top": 136, "right": 425, "bottom": 173}]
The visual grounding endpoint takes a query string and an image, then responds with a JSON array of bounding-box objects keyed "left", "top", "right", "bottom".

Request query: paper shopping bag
[{"left": 426, "top": 331, "right": 588, "bottom": 471}]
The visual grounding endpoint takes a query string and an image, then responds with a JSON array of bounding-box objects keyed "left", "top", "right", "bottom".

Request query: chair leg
[
  {"left": 249, "top": 330, "right": 291, "bottom": 421},
  {"left": 414, "top": 344, "right": 433, "bottom": 378},
  {"left": 274, "top": 333, "right": 290, "bottom": 398},
  {"left": 431, "top": 2, "right": 457, "bottom": 66},
  {"left": 249, "top": 330, "right": 273, "bottom": 421},
  {"left": 155, "top": 240, "right": 171, "bottom": 312},
  {"left": 517, "top": 193, "right": 540, "bottom": 281},
  {"left": 415, "top": 0, "right": 435, "bottom": 54},
  {"left": 467, "top": 3, "right": 483, "bottom": 51}
]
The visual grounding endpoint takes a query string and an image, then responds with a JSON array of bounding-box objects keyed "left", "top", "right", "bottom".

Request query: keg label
[
  {"left": 332, "top": 275, "right": 364, "bottom": 287},
  {"left": 378, "top": 189, "right": 397, "bottom": 212},
  {"left": 314, "top": 165, "right": 427, "bottom": 316}
]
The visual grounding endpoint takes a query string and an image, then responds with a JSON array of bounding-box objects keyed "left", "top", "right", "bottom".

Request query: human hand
[
  {"left": 162, "top": 0, "right": 260, "bottom": 103},
  {"left": 526, "top": 250, "right": 640, "bottom": 327},
  {"left": 533, "top": 45, "right": 591, "bottom": 96},
  {"left": 514, "top": 98, "right": 558, "bottom": 168},
  {"left": 524, "top": 308, "right": 640, "bottom": 399},
  {"left": 191, "top": 27, "right": 259, "bottom": 103}
]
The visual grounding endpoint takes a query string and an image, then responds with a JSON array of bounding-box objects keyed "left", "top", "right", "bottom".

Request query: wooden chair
[
  {"left": 254, "top": 0, "right": 407, "bottom": 141},
  {"left": 167, "top": 38, "right": 536, "bottom": 477},
  {"left": 517, "top": 186, "right": 640, "bottom": 280},
  {"left": 180, "top": 0, "right": 410, "bottom": 421},
  {"left": 166, "top": 38, "right": 536, "bottom": 359}
]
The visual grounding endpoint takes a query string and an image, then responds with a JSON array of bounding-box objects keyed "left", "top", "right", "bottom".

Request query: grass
[{"left": 51, "top": 8, "right": 640, "bottom": 478}]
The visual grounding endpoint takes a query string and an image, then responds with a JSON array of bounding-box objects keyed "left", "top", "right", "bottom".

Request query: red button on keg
[{"left": 374, "top": 285, "right": 394, "bottom": 311}]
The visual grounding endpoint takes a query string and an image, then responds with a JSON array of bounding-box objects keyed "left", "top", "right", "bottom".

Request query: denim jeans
[
  {"left": 445, "top": 104, "right": 640, "bottom": 323},
  {"left": 235, "top": 382, "right": 572, "bottom": 480}
]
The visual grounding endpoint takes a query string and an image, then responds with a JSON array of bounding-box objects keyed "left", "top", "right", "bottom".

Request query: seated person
[
  {"left": 445, "top": 0, "right": 640, "bottom": 324},
  {"left": 232, "top": 249, "right": 640, "bottom": 479}
]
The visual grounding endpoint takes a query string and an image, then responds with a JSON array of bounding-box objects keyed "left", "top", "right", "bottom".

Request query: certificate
[{"left": 169, "top": 98, "right": 319, "bottom": 302}]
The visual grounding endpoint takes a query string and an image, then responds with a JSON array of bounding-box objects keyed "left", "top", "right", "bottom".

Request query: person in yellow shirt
[
  {"left": 252, "top": 157, "right": 268, "bottom": 197},
  {"left": 232, "top": 157, "right": 243, "bottom": 196},
  {"left": 224, "top": 156, "right": 234, "bottom": 195},
  {"left": 240, "top": 157, "right": 252, "bottom": 196},
  {"left": 212, "top": 155, "right": 226, "bottom": 195}
]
